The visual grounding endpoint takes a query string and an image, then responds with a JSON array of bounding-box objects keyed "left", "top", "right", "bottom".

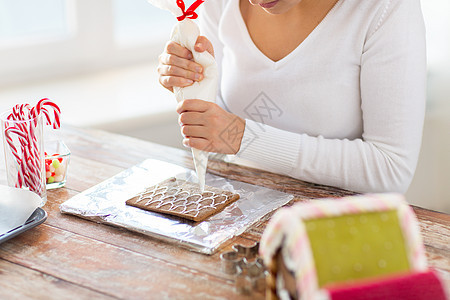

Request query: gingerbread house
[{"left": 259, "top": 193, "right": 447, "bottom": 300}]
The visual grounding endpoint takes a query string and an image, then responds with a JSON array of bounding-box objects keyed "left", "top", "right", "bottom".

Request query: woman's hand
[
  {"left": 177, "top": 99, "right": 245, "bottom": 155},
  {"left": 157, "top": 36, "right": 214, "bottom": 92}
]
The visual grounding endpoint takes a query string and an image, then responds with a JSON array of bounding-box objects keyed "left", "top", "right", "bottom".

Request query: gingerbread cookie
[{"left": 126, "top": 177, "right": 240, "bottom": 222}]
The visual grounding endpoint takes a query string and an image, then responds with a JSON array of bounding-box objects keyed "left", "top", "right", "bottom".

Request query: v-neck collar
[{"left": 234, "top": 0, "right": 342, "bottom": 69}]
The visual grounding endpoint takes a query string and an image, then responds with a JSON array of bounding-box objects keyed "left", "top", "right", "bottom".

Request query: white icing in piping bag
[{"left": 147, "top": 0, "right": 219, "bottom": 191}]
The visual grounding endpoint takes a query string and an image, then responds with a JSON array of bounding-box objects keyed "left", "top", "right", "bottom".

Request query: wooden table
[{"left": 1, "top": 126, "right": 449, "bottom": 299}]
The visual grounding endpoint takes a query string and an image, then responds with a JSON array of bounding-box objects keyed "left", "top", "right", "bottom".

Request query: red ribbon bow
[{"left": 176, "top": 0, "right": 204, "bottom": 21}]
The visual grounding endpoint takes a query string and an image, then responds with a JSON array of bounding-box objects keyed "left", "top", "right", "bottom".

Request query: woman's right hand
[{"left": 157, "top": 36, "right": 214, "bottom": 93}]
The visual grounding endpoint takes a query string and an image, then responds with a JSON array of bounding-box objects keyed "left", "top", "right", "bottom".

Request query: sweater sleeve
[{"left": 235, "top": 0, "right": 427, "bottom": 193}]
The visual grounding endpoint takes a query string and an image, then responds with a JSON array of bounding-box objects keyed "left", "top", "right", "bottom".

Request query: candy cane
[
  {"left": 23, "top": 126, "right": 44, "bottom": 193},
  {"left": 11, "top": 103, "right": 31, "bottom": 121},
  {"left": 27, "top": 121, "right": 42, "bottom": 164},
  {"left": 4, "top": 126, "right": 27, "bottom": 163},
  {"left": 25, "top": 143, "right": 43, "bottom": 194},
  {"left": 35, "top": 98, "right": 61, "bottom": 129},
  {"left": 3, "top": 99, "right": 61, "bottom": 196},
  {"left": 16, "top": 169, "right": 24, "bottom": 188}
]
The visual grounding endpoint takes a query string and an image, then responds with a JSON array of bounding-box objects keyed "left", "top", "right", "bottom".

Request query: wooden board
[{"left": 0, "top": 125, "right": 448, "bottom": 299}]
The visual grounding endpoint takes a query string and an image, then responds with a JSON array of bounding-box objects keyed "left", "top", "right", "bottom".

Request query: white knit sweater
[{"left": 198, "top": 0, "right": 426, "bottom": 193}]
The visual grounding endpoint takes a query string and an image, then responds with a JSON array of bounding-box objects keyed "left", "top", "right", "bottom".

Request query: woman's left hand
[{"left": 177, "top": 99, "right": 245, "bottom": 155}]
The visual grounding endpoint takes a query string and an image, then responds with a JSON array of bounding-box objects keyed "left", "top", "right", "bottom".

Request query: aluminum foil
[{"left": 60, "top": 159, "right": 293, "bottom": 254}]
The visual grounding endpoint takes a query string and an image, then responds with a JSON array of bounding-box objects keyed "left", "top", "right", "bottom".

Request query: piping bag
[{"left": 147, "top": 0, "right": 218, "bottom": 191}]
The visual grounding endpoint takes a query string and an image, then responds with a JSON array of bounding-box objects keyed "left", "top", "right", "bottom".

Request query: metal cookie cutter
[{"left": 220, "top": 242, "right": 266, "bottom": 295}]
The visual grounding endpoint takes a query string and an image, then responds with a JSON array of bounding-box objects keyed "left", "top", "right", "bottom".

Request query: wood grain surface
[{"left": 0, "top": 125, "right": 449, "bottom": 299}]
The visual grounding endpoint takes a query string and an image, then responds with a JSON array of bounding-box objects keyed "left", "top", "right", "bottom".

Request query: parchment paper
[{"left": 0, "top": 185, "right": 41, "bottom": 235}]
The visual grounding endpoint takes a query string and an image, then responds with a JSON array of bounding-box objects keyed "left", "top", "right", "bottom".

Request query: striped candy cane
[
  {"left": 4, "top": 127, "right": 26, "bottom": 163},
  {"left": 2, "top": 99, "right": 61, "bottom": 197}
]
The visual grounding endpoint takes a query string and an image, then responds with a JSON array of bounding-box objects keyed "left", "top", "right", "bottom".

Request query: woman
[{"left": 157, "top": 0, "right": 427, "bottom": 193}]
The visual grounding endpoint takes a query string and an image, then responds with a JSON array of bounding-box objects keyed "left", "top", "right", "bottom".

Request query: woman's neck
[{"left": 240, "top": 0, "right": 339, "bottom": 61}]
